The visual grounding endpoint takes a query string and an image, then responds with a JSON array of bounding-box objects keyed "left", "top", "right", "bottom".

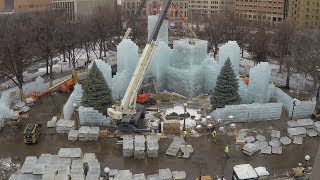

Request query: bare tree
[
  {"left": 247, "top": 26, "right": 269, "bottom": 65},
  {"left": 291, "top": 29, "right": 320, "bottom": 97},
  {"left": 270, "top": 20, "right": 296, "bottom": 73},
  {"left": 0, "top": 14, "right": 34, "bottom": 100}
]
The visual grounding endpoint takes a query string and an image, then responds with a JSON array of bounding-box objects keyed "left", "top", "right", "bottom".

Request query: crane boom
[
  {"left": 108, "top": 0, "right": 173, "bottom": 120},
  {"left": 123, "top": 0, "right": 147, "bottom": 39}
]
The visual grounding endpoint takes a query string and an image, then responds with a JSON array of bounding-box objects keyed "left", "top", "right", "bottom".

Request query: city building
[
  {"left": 52, "top": 0, "right": 115, "bottom": 21},
  {"left": 0, "top": 0, "right": 52, "bottom": 12},
  {"left": 287, "top": 0, "right": 320, "bottom": 29},
  {"left": 14, "top": 0, "right": 52, "bottom": 12},
  {"left": 188, "top": 0, "right": 234, "bottom": 18},
  {"left": 0, "top": 0, "right": 4, "bottom": 11},
  {"left": 235, "top": 0, "right": 284, "bottom": 23}
]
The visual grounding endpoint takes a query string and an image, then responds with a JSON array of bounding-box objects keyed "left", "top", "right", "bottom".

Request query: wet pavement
[{"left": 0, "top": 93, "right": 319, "bottom": 179}]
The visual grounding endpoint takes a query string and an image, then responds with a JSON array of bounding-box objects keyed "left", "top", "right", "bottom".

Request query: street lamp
[
  {"left": 183, "top": 103, "right": 187, "bottom": 131},
  {"left": 73, "top": 103, "right": 78, "bottom": 129},
  {"left": 196, "top": 124, "right": 203, "bottom": 180},
  {"left": 290, "top": 98, "right": 298, "bottom": 120}
]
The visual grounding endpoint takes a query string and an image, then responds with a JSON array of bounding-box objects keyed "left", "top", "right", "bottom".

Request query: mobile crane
[{"left": 108, "top": 0, "right": 173, "bottom": 131}]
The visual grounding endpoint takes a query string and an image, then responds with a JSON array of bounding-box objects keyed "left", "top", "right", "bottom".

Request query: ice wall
[
  {"left": 202, "top": 57, "right": 220, "bottom": 94},
  {"left": 78, "top": 106, "right": 110, "bottom": 126},
  {"left": 238, "top": 77, "right": 249, "bottom": 104},
  {"left": 248, "top": 62, "right": 272, "bottom": 103},
  {"left": 217, "top": 41, "right": 240, "bottom": 75},
  {"left": 166, "top": 39, "right": 208, "bottom": 98},
  {"left": 0, "top": 91, "right": 14, "bottom": 118},
  {"left": 148, "top": 15, "right": 168, "bottom": 44},
  {"left": 95, "top": 39, "right": 139, "bottom": 100},
  {"left": 63, "top": 84, "right": 83, "bottom": 120},
  {"left": 149, "top": 41, "right": 172, "bottom": 91},
  {"left": 212, "top": 103, "right": 283, "bottom": 122},
  {"left": 274, "top": 88, "right": 316, "bottom": 118}
]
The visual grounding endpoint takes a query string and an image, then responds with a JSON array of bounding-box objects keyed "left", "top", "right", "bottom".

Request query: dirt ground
[{"left": 0, "top": 93, "right": 320, "bottom": 179}]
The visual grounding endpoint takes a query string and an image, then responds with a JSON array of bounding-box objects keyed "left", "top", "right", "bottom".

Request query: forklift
[{"left": 23, "top": 124, "right": 39, "bottom": 144}]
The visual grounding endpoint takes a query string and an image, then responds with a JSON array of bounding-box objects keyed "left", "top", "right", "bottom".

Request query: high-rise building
[
  {"left": 52, "top": 0, "right": 115, "bottom": 21},
  {"left": 287, "top": 0, "right": 320, "bottom": 29},
  {"left": 0, "top": 0, "right": 51, "bottom": 12},
  {"left": 235, "top": 0, "right": 284, "bottom": 23},
  {"left": 0, "top": 0, "right": 4, "bottom": 11},
  {"left": 188, "top": 0, "right": 234, "bottom": 18},
  {"left": 14, "top": 0, "right": 52, "bottom": 12}
]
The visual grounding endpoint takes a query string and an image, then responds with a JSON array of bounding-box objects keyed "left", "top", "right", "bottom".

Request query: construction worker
[
  {"left": 211, "top": 130, "right": 217, "bottom": 143},
  {"left": 182, "top": 130, "right": 188, "bottom": 141},
  {"left": 225, "top": 144, "right": 230, "bottom": 159}
]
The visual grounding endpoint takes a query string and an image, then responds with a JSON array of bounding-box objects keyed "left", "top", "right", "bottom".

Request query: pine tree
[
  {"left": 211, "top": 58, "right": 240, "bottom": 110},
  {"left": 81, "top": 62, "right": 113, "bottom": 114}
]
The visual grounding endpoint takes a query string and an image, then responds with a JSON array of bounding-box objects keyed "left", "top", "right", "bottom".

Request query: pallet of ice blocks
[
  {"left": 297, "top": 118, "right": 314, "bottom": 128},
  {"left": 159, "top": 168, "right": 173, "bottom": 180},
  {"left": 134, "top": 135, "right": 145, "bottom": 159},
  {"left": 114, "top": 170, "right": 133, "bottom": 180},
  {"left": 71, "top": 159, "right": 84, "bottom": 177},
  {"left": 68, "top": 129, "right": 79, "bottom": 141},
  {"left": 123, "top": 135, "right": 134, "bottom": 157},
  {"left": 147, "top": 135, "right": 159, "bottom": 158},
  {"left": 70, "top": 147, "right": 82, "bottom": 158},
  {"left": 88, "top": 127, "right": 100, "bottom": 141},
  {"left": 133, "top": 173, "right": 147, "bottom": 180},
  {"left": 21, "top": 156, "right": 38, "bottom": 173},
  {"left": 79, "top": 126, "right": 90, "bottom": 141},
  {"left": 56, "top": 119, "right": 75, "bottom": 134}
]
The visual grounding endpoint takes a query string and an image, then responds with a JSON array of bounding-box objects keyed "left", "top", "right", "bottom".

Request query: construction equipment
[
  {"left": 122, "top": 0, "right": 147, "bottom": 40},
  {"left": 107, "top": 0, "right": 173, "bottom": 131},
  {"left": 23, "top": 124, "right": 39, "bottom": 144},
  {"left": 239, "top": 75, "right": 249, "bottom": 85},
  {"left": 166, "top": 3, "right": 197, "bottom": 43},
  {"left": 29, "top": 67, "right": 88, "bottom": 102}
]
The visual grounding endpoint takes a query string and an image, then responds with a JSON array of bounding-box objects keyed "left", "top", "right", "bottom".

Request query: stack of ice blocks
[
  {"left": 149, "top": 41, "right": 172, "bottom": 91},
  {"left": 63, "top": 83, "right": 83, "bottom": 120},
  {"left": 274, "top": 88, "right": 316, "bottom": 118},
  {"left": 21, "top": 156, "right": 38, "bottom": 173},
  {"left": 167, "top": 39, "right": 208, "bottom": 98},
  {"left": 123, "top": 135, "right": 134, "bottom": 157},
  {"left": 78, "top": 106, "right": 109, "bottom": 126},
  {"left": 0, "top": 91, "right": 14, "bottom": 118},
  {"left": 147, "top": 135, "right": 159, "bottom": 158},
  {"left": 166, "top": 137, "right": 185, "bottom": 156},
  {"left": 217, "top": 41, "right": 240, "bottom": 75},
  {"left": 114, "top": 170, "right": 133, "bottom": 180},
  {"left": 134, "top": 135, "right": 145, "bottom": 159},
  {"left": 68, "top": 129, "right": 79, "bottom": 141},
  {"left": 248, "top": 62, "right": 272, "bottom": 103},
  {"left": 88, "top": 127, "right": 100, "bottom": 141},
  {"left": 70, "top": 159, "right": 84, "bottom": 179},
  {"left": 79, "top": 126, "right": 90, "bottom": 141},
  {"left": 148, "top": 15, "right": 168, "bottom": 44},
  {"left": 57, "top": 157, "right": 71, "bottom": 176},
  {"left": 159, "top": 168, "right": 173, "bottom": 180},
  {"left": 32, "top": 154, "right": 51, "bottom": 175},
  {"left": 212, "top": 103, "right": 283, "bottom": 122},
  {"left": 202, "top": 57, "right": 220, "bottom": 94},
  {"left": 56, "top": 119, "right": 75, "bottom": 134},
  {"left": 84, "top": 153, "right": 101, "bottom": 179}
]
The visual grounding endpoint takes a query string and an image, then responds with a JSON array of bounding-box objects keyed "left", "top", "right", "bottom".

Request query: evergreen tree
[
  {"left": 81, "top": 62, "right": 113, "bottom": 114},
  {"left": 211, "top": 58, "right": 240, "bottom": 110}
]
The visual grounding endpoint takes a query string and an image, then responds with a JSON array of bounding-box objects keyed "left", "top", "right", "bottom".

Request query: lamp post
[
  {"left": 290, "top": 98, "right": 298, "bottom": 120},
  {"left": 73, "top": 103, "right": 78, "bottom": 129},
  {"left": 183, "top": 103, "right": 187, "bottom": 131},
  {"left": 196, "top": 124, "right": 203, "bottom": 180}
]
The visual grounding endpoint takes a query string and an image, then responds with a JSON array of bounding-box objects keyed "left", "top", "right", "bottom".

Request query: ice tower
[
  {"left": 217, "top": 41, "right": 240, "bottom": 75},
  {"left": 148, "top": 15, "right": 168, "bottom": 44},
  {"left": 202, "top": 57, "right": 220, "bottom": 94},
  {"left": 149, "top": 41, "right": 172, "bottom": 91},
  {"left": 248, "top": 62, "right": 272, "bottom": 103},
  {"left": 167, "top": 39, "right": 208, "bottom": 98}
]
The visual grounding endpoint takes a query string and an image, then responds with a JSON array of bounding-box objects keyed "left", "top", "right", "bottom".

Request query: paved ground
[{"left": 0, "top": 93, "right": 319, "bottom": 179}]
